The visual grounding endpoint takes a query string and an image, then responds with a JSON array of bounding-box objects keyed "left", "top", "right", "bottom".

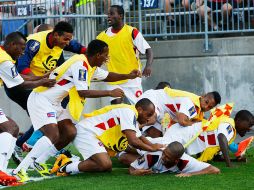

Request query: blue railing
[{"left": 1, "top": 0, "right": 254, "bottom": 50}]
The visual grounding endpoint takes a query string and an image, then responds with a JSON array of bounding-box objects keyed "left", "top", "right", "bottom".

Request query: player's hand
[
  {"left": 175, "top": 173, "right": 192, "bottom": 177},
  {"left": 42, "top": 72, "right": 51, "bottom": 79},
  {"left": 40, "top": 78, "right": 56, "bottom": 87},
  {"left": 134, "top": 169, "right": 154, "bottom": 176},
  {"left": 128, "top": 70, "right": 141, "bottom": 79},
  {"left": 151, "top": 143, "right": 164, "bottom": 151},
  {"left": 109, "top": 88, "right": 125, "bottom": 98},
  {"left": 142, "top": 65, "right": 152, "bottom": 77}
]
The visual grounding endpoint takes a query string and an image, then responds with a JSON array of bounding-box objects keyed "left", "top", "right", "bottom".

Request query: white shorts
[
  {"left": 0, "top": 108, "right": 8, "bottom": 124},
  {"left": 27, "top": 92, "right": 71, "bottom": 130},
  {"left": 73, "top": 124, "right": 107, "bottom": 160},
  {"left": 106, "top": 78, "right": 143, "bottom": 105}
]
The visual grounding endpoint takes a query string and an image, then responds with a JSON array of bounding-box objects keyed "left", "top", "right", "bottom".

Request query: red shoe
[
  {"left": 235, "top": 136, "right": 254, "bottom": 157},
  {"left": 0, "top": 170, "right": 18, "bottom": 186}
]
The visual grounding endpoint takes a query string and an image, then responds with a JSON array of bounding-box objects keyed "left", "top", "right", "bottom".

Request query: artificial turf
[{"left": 6, "top": 147, "right": 254, "bottom": 190}]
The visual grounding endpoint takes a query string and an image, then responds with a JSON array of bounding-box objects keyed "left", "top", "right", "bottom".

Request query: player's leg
[
  {"left": 0, "top": 112, "right": 20, "bottom": 185},
  {"left": 12, "top": 93, "right": 59, "bottom": 178}
]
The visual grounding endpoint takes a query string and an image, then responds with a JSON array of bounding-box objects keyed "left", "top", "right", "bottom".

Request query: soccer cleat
[
  {"left": 56, "top": 159, "right": 72, "bottom": 177},
  {"left": 12, "top": 169, "right": 29, "bottom": 183},
  {"left": 235, "top": 136, "right": 254, "bottom": 158},
  {"left": 33, "top": 162, "right": 51, "bottom": 177},
  {"left": 51, "top": 150, "right": 72, "bottom": 174},
  {"left": 12, "top": 146, "right": 23, "bottom": 165},
  {"left": 0, "top": 170, "right": 18, "bottom": 186}
]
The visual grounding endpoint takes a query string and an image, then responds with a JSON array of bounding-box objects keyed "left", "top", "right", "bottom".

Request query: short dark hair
[
  {"left": 4, "top": 32, "right": 26, "bottom": 45},
  {"left": 207, "top": 91, "right": 221, "bottom": 105},
  {"left": 155, "top": 82, "right": 171, "bottom": 90},
  {"left": 135, "top": 98, "right": 154, "bottom": 110},
  {"left": 111, "top": 5, "right": 124, "bottom": 19},
  {"left": 235, "top": 110, "right": 254, "bottom": 125},
  {"left": 53, "top": 21, "right": 73, "bottom": 35},
  {"left": 87, "top": 39, "right": 108, "bottom": 57},
  {"left": 37, "top": 24, "right": 53, "bottom": 32},
  {"left": 167, "top": 141, "right": 185, "bottom": 159}
]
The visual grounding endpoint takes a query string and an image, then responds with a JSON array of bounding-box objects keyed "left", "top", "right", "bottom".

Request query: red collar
[{"left": 46, "top": 32, "right": 54, "bottom": 48}]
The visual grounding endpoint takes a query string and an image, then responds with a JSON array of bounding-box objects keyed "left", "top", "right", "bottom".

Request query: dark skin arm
[
  {"left": 103, "top": 70, "right": 141, "bottom": 82},
  {"left": 218, "top": 133, "right": 232, "bottom": 167},
  {"left": 20, "top": 72, "right": 51, "bottom": 81},
  {"left": 77, "top": 88, "right": 124, "bottom": 98},
  {"left": 142, "top": 48, "right": 154, "bottom": 77},
  {"left": 175, "top": 112, "right": 194, "bottom": 126},
  {"left": 123, "top": 130, "right": 163, "bottom": 152},
  {"left": 176, "top": 165, "right": 220, "bottom": 177},
  {"left": 129, "top": 166, "right": 153, "bottom": 176},
  {"left": 18, "top": 78, "right": 56, "bottom": 90}
]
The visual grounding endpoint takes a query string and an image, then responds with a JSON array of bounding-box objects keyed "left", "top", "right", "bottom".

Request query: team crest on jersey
[
  {"left": 188, "top": 106, "right": 196, "bottom": 116},
  {"left": 226, "top": 125, "right": 232, "bottom": 134},
  {"left": 29, "top": 41, "right": 40, "bottom": 52},
  {"left": 11, "top": 66, "right": 18, "bottom": 78},
  {"left": 78, "top": 69, "right": 87, "bottom": 81},
  {"left": 47, "top": 112, "right": 56, "bottom": 118}
]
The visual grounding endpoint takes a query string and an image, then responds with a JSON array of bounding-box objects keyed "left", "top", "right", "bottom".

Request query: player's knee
[
  {"left": 99, "top": 160, "right": 112, "bottom": 172},
  {"left": 4, "top": 117, "right": 19, "bottom": 137},
  {"left": 66, "top": 126, "right": 77, "bottom": 141}
]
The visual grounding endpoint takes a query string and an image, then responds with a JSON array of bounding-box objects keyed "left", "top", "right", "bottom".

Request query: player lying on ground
[
  {"left": 139, "top": 87, "right": 221, "bottom": 138},
  {"left": 128, "top": 141, "right": 220, "bottom": 177}
]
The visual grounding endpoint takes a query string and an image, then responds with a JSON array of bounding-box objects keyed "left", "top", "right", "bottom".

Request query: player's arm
[
  {"left": 78, "top": 88, "right": 124, "bottom": 98},
  {"left": 132, "top": 28, "right": 154, "bottom": 77},
  {"left": 175, "top": 112, "right": 194, "bottom": 126},
  {"left": 176, "top": 165, "right": 220, "bottom": 177},
  {"left": 20, "top": 72, "right": 51, "bottom": 81},
  {"left": 64, "top": 39, "right": 86, "bottom": 54},
  {"left": 129, "top": 166, "right": 153, "bottom": 176},
  {"left": 18, "top": 78, "right": 56, "bottom": 89},
  {"left": 123, "top": 130, "right": 163, "bottom": 152},
  {"left": 218, "top": 133, "right": 232, "bottom": 167},
  {"left": 103, "top": 70, "right": 141, "bottom": 82},
  {"left": 142, "top": 48, "right": 153, "bottom": 77},
  {"left": 16, "top": 40, "right": 40, "bottom": 76}
]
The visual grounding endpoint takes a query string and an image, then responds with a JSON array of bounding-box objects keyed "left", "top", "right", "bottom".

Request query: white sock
[
  {"left": 13, "top": 136, "right": 53, "bottom": 174},
  {"left": 66, "top": 161, "right": 80, "bottom": 174},
  {"left": 0, "top": 132, "right": 13, "bottom": 171},
  {"left": 35, "top": 144, "right": 58, "bottom": 163},
  {"left": 3, "top": 137, "right": 16, "bottom": 172}
]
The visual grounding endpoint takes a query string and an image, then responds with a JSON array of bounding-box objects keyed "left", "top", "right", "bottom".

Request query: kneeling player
[{"left": 53, "top": 98, "right": 163, "bottom": 175}]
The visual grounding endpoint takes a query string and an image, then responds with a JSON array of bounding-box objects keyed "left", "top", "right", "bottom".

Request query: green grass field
[{"left": 6, "top": 147, "right": 254, "bottom": 190}]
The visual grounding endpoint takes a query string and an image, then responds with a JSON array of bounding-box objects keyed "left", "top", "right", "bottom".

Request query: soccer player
[
  {"left": 53, "top": 98, "right": 162, "bottom": 175},
  {"left": 129, "top": 141, "right": 220, "bottom": 176},
  {"left": 0, "top": 32, "right": 55, "bottom": 186},
  {"left": 140, "top": 87, "right": 221, "bottom": 137},
  {"left": 12, "top": 39, "right": 141, "bottom": 182},
  {"left": 5, "top": 22, "right": 84, "bottom": 164},
  {"left": 11, "top": 24, "right": 55, "bottom": 165},
  {"left": 162, "top": 110, "right": 253, "bottom": 167},
  {"left": 97, "top": 5, "right": 154, "bottom": 105}
]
